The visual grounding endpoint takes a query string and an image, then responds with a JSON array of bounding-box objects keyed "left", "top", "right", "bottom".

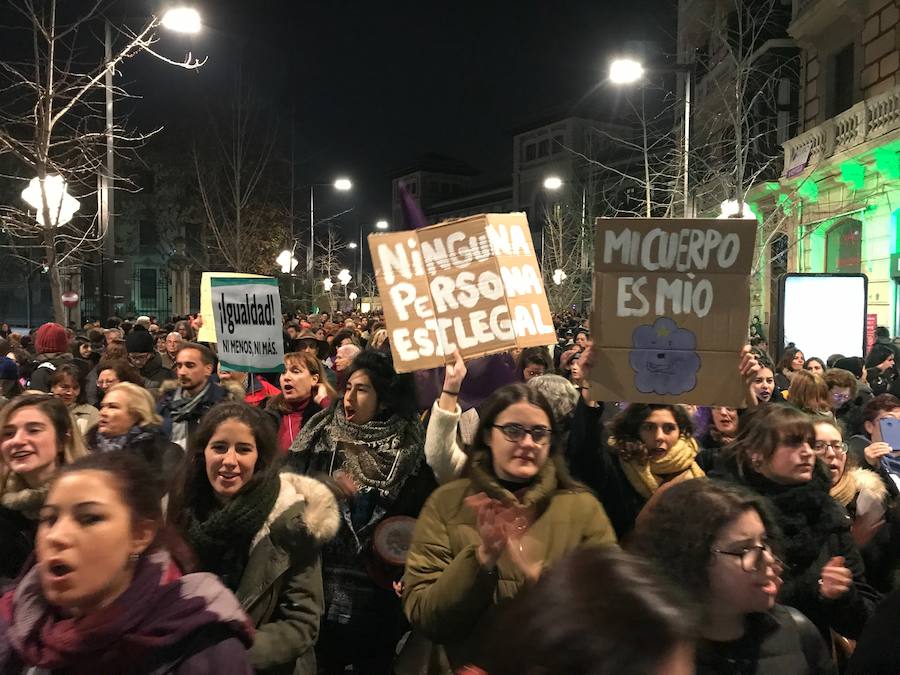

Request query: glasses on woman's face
[
  {"left": 712, "top": 541, "right": 779, "bottom": 573},
  {"left": 492, "top": 423, "right": 552, "bottom": 445},
  {"left": 813, "top": 440, "right": 848, "bottom": 456}
]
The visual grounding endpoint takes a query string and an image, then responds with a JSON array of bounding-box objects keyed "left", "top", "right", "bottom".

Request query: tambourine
[{"left": 372, "top": 515, "right": 417, "bottom": 566}]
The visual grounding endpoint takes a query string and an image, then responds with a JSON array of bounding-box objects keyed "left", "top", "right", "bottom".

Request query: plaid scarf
[{"left": 0, "top": 550, "right": 252, "bottom": 675}]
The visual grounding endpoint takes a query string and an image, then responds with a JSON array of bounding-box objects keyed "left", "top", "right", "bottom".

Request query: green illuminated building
[{"left": 749, "top": 0, "right": 900, "bottom": 333}]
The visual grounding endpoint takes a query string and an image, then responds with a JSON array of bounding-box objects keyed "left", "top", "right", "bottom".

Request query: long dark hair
[
  {"left": 629, "top": 478, "right": 780, "bottom": 606},
  {"left": 168, "top": 402, "right": 281, "bottom": 528},
  {"left": 55, "top": 451, "right": 194, "bottom": 571},
  {"left": 484, "top": 548, "right": 693, "bottom": 675}
]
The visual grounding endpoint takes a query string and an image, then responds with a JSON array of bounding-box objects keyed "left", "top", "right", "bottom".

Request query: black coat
[
  {"left": 848, "top": 587, "right": 900, "bottom": 674},
  {"left": 711, "top": 456, "right": 879, "bottom": 641},
  {"left": 0, "top": 506, "right": 35, "bottom": 583},
  {"left": 566, "top": 399, "right": 647, "bottom": 539},
  {"left": 139, "top": 352, "right": 175, "bottom": 390},
  {"left": 695, "top": 605, "right": 835, "bottom": 675},
  {"left": 157, "top": 380, "right": 236, "bottom": 447}
]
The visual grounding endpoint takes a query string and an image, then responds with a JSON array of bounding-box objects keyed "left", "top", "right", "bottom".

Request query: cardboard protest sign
[
  {"left": 197, "top": 272, "right": 270, "bottom": 343},
  {"left": 369, "top": 213, "right": 555, "bottom": 372},
  {"left": 210, "top": 276, "right": 285, "bottom": 372},
  {"left": 590, "top": 218, "right": 757, "bottom": 407}
]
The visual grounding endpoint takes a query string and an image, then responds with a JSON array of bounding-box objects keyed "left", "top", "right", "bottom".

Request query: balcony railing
[{"left": 782, "top": 83, "right": 900, "bottom": 177}]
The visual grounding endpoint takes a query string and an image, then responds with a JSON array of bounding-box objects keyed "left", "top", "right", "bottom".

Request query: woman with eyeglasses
[
  {"left": 814, "top": 418, "right": 900, "bottom": 595},
  {"left": 711, "top": 405, "right": 877, "bottom": 643},
  {"left": 403, "top": 383, "right": 617, "bottom": 672},
  {"left": 631, "top": 479, "right": 835, "bottom": 674}
]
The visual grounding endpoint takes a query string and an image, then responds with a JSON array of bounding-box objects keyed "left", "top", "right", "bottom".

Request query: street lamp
[
  {"left": 609, "top": 58, "right": 644, "bottom": 84},
  {"left": 160, "top": 7, "right": 202, "bottom": 32},
  {"left": 543, "top": 176, "right": 563, "bottom": 191},
  {"left": 375, "top": 219, "right": 389, "bottom": 230},
  {"left": 347, "top": 242, "right": 358, "bottom": 249},
  {"left": 323, "top": 278, "right": 334, "bottom": 292},
  {"left": 308, "top": 178, "right": 353, "bottom": 274},
  {"left": 552, "top": 269, "right": 567, "bottom": 286},
  {"left": 718, "top": 199, "right": 755, "bottom": 220},
  {"left": 609, "top": 56, "right": 693, "bottom": 218},
  {"left": 276, "top": 249, "right": 299, "bottom": 274},
  {"left": 21, "top": 175, "right": 80, "bottom": 227},
  {"left": 102, "top": 6, "right": 202, "bottom": 319}
]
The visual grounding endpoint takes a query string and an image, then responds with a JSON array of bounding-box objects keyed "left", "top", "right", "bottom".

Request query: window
[
  {"left": 552, "top": 135, "right": 564, "bottom": 154},
  {"left": 538, "top": 139, "right": 549, "bottom": 157},
  {"left": 525, "top": 144, "right": 537, "bottom": 162},
  {"left": 139, "top": 220, "right": 155, "bottom": 251},
  {"left": 139, "top": 268, "right": 156, "bottom": 306},
  {"left": 832, "top": 44, "right": 855, "bottom": 116},
  {"left": 826, "top": 218, "right": 862, "bottom": 273}
]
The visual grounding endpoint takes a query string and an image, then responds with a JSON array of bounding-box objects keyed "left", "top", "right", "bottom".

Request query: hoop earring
[{"left": 129, "top": 552, "right": 140, "bottom": 565}]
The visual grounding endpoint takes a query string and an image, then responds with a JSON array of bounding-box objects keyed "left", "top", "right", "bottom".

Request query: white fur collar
[{"left": 250, "top": 473, "right": 340, "bottom": 552}]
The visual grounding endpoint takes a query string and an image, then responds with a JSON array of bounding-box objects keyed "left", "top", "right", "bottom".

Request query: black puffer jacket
[
  {"left": 712, "top": 456, "right": 879, "bottom": 641},
  {"left": 696, "top": 605, "right": 835, "bottom": 675}
]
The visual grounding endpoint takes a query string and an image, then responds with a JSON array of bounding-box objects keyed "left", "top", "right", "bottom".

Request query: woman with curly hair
[
  {"left": 286, "top": 349, "right": 437, "bottom": 674},
  {"left": 631, "top": 479, "right": 834, "bottom": 674},
  {"left": 569, "top": 402, "right": 703, "bottom": 540}
]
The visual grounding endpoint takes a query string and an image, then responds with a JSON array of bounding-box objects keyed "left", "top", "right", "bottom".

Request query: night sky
[{"left": 127, "top": 0, "right": 676, "bottom": 226}]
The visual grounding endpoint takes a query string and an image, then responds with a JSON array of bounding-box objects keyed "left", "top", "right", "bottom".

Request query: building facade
[{"left": 751, "top": 0, "right": 900, "bottom": 332}]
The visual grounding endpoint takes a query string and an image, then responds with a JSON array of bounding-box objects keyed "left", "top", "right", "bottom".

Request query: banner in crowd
[
  {"left": 208, "top": 275, "right": 285, "bottom": 372},
  {"left": 590, "top": 218, "right": 757, "bottom": 407},
  {"left": 369, "top": 212, "right": 555, "bottom": 372},
  {"left": 198, "top": 272, "right": 270, "bottom": 343}
]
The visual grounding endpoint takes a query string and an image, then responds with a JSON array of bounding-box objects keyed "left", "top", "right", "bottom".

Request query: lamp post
[
  {"left": 307, "top": 178, "right": 352, "bottom": 310},
  {"left": 541, "top": 177, "right": 562, "bottom": 280},
  {"left": 102, "top": 7, "right": 201, "bottom": 319},
  {"left": 609, "top": 56, "right": 694, "bottom": 218},
  {"left": 348, "top": 219, "right": 388, "bottom": 283}
]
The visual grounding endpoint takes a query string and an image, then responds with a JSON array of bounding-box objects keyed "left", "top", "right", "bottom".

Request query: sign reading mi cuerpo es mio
[
  {"left": 369, "top": 213, "right": 555, "bottom": 372},
  {"left": 211, "top": 275, "right": 285, "bottom": 372}
]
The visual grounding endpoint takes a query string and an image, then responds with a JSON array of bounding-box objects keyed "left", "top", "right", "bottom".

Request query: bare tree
[
  {"left": 193, "top": 73, "right": 281, "bottom": 274},
  {"left": 0, "top": 1, "right": 202, "bottom": 323}
]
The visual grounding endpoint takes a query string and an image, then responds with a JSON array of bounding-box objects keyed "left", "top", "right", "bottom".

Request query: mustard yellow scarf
[
  {"left": 618, "top": 436, "right": 705, "bottom": 500},
  {"left": 829, "top": 469, "right": 857, "bottom": 507}
]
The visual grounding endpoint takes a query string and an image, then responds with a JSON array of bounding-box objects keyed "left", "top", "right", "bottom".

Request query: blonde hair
[
  {"left": 370, "top": 329, "right": 388, "bottom": 349},
  {"left": 0, "top": 393, "right": 89, "bottom": 496},
  {"left": 104, "top": 382, "right": 162, "bottom": 427},
  {"left": 283, "top": 351, "right": 337, "bottom": 401}
]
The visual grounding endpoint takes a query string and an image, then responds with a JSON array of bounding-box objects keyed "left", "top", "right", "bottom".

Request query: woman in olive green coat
[
  {"left": 402, "top": 384, "right": 618, "bottom": 672},
  {"left": 169, "top": 402, "right": 340, "bottom": 675}
]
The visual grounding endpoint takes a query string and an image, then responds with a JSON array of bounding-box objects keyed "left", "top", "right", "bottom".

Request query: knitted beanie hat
[
  {"left": 125, "top": 328, "right": 155, "bottom": 354},
  {"left": 34, "top": 322, "right": 69, "bottom": 354}
]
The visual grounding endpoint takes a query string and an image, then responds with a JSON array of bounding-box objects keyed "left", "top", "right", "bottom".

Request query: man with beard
[{"left": 157, "top": 343, "right": 240, "bottom": 450}]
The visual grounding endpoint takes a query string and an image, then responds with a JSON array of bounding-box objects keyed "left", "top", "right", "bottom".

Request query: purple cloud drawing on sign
[{"left": 629, "top": 317, "right": 701, "bottom": 396}]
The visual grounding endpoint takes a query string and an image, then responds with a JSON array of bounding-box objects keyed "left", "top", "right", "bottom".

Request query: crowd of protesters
[{"left": 3, "top": 309, "right": 900, "bottom": 673}]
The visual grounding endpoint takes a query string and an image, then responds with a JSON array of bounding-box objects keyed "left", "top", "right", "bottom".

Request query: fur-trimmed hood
[
  {"left": 250, "top": 472, "right": 340, "bottom": 553},
  {"left": 852, "top": 467, "right": 888, "bottom": 504}
]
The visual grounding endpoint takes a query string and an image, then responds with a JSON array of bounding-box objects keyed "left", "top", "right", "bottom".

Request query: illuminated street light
[
  {"left": 334, "top": 178, "right": 352, "bottom": 191},
  {"left": 552, "top": 269, "right": 567, "bottom": 286},
  {"left": 160, "top": 7, "right": 202, "bottom": 33},
  {"left": 718, "top": 199, "right": 755, "bottom": 219},
  {"left": 543, "top": 176, "right": 563, "bottom": 191},
  {"left": 349, "top": 292, "right": 358, "bottom": 301},
  {"left": 323, "top": 278, "right": 334, "bottom": 292},
  {"left": 276, "top": 249, "right": 298, "bottom": 273},
  {"left": 375, "top": 219, "right": 389, "bottom": 230},
  {"left": 21, "top": 175, "right": 80, "bottom": 227},
  {"left": 337, "top": 269, "right": 352, "bottom": 286},
  {"left": 347, "top": 241, "right": 358, "bottom": 249},
  {"left": 609, "top": 58, "right": 644, "bottom": 84}
]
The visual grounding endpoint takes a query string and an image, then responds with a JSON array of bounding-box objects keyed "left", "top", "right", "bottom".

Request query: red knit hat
[{"left": 35, "top": 322, "right": 69, "bottom": 354}]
